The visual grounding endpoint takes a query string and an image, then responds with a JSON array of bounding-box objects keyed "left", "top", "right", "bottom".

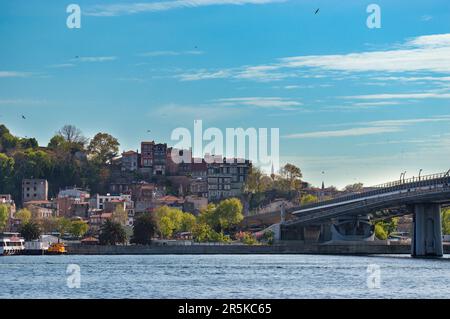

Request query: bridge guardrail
[
  {"left": 296, "top": 172, "right": 450, "bottom": 212},
  {"left": 289, "top": 181, "right": 450, "bottom": 224}
]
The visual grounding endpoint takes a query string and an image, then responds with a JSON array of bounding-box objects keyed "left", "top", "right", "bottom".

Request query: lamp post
[{"left": 418, "top": 169, "right": 423, "bottom": 181}]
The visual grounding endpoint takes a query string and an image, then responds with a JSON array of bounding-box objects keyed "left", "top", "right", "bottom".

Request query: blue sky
[{"left": 1, "top": 0, "right": 450, "bottom": 188}]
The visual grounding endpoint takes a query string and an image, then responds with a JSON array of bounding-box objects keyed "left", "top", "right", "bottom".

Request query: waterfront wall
[{"left": 67, "top": 242, "right": 450, "bottom": 255}]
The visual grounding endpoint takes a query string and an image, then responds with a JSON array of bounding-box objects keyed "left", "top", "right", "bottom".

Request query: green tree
[
  {"left": 0, "top": 153, "right": 14, "bottom": 194},
  {"left": 20, "top": 222, "right": 41, "bottom": 241},
  {"left": 112, "top": 206, "right": 128, "bottom": 226},
  {"left": 131, "top": 214, "right": 156, "bottom": 245},
  {"left": 70, "top": 220, "right": 89, "bottom": 238},
  {"left": 55, "top": 217, "right": 72, "bottom": 237},
  {"left": 374, "top": 223, "right": 388, "bottom": 240},
  {"left": 99, "top": 220, "right": 127, "bottom": 245},
  {"left": 180, "top": 213, "right": 196, "bottom": 233},
  {"left": 374, "top": 217, "right": 398, "bottom": 239},
  {"left": 300, "top": 194, "right": 318, "bottom": 206},
  {"left": 280, "top": 163, "right": 303, "bottom": 192},
  {"left": 213, "top": 198, "right": 244, "bottom": 232},
  {"left": 192, "top": 223, "right": 214, "bottom": 242},
  {"left": 198, "top": 199, "right": 243, "bottom": 233},
  {"left": 87, "top": 132, "right": 120, "bottom": 165},
  {"left": 15, "top": 208, "right": 32, "bottom": 224},
  {"left": 0, "top": 204, "right": 9, "bottom": 231}
]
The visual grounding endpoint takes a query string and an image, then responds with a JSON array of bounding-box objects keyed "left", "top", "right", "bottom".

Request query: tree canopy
[
  {"left": 0, "top": 124, "right": 120, "bottom": 200},
  {"left": 131, "top": 214, "right": 157, "bottom": 245},
  {"left": 99, "top": 220, "right": 127, "bottom": 245}
]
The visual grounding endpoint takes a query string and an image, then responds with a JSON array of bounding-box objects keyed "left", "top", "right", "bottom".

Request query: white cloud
[
  {"left": 72, "top": 56, "right": 117, "bottom": 62},
  {"left": 283, "top": 116, "right": 450, "bottom": 139},
  {"left": 352, "top": 101, "right": 401, "bottom": 107},
  {"left": 0, "top": 71, "right": 32, "bottom": 78},
  {"left": 283, "top": 126, "right": 401, "bottom": 139},
  {"left": 86, "top": 0, "right": 285, "bottom": 16},
  {"left": 176, "top": 33, "right": 450, "bottom": 82},
  {"left": 345, "top": 92, "right": 450, "bottom": 100},
  {"left": 215, "top": 97, "right": 302, "bottom": 109}
]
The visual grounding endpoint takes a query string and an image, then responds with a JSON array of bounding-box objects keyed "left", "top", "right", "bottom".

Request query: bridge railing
[
  {"left": 296, "top": 171, "right": 450, "bottom": 212},
  {"left": 290, "top": 183, "right": 450, "bottom": 224}
]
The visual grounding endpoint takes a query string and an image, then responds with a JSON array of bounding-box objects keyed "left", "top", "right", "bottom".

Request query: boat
[
  {"left": 0, "top": 232, "right": 25, "bottom": 256},
  {"left": 23, "top": 235, "right": 60, "bottom": 255},
  {"left": 47, "top": 242, "right": 66, "bottom": 255}
]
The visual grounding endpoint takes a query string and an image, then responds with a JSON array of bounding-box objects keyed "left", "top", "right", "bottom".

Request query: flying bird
[
  {"left": 314, "top": 8, "right": 320, "bottom": 14},
  {"left": 21, "top": 115, "right": 26, "bottom": 119}
]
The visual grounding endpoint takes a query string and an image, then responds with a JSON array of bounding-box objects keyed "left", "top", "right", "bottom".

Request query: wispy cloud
[
  {"left": 86, "top": 0, "right": 285, "bottom": 16},
  {"left": 283, "top": 116, "right": 450, "bottom": 139},
  {"left": 138, "top": 50, "right": 204, "bottom": 57},
  {"left": 284, "top": 126, "right": 401, "bottom": 139},
  {"left": 215, "top": 97, "right": 302, "bottom": 110},
  {"left": 345, "top": 92, "right": 450, "bottom": 100},
  {"left": 0, "top": 71, "right": 32, "bottom": 78},
  {"left": 71, "top": 56, "right": 117, "bottom": 62},
  {"left": 176, "top": 33, "right": 450, "bottom": 82}
]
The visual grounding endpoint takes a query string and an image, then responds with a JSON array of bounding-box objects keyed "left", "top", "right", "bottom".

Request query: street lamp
[
  {"left": 418, "top": 169, "right": 423, "bottom": 181},
  {"left": 403, "top": 171, "right": 407, "bottom": 183}
]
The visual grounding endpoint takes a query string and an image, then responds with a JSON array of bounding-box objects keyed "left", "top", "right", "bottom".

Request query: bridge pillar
[{"left": 411, "top": 203, "right": 443, "bottom": 257}]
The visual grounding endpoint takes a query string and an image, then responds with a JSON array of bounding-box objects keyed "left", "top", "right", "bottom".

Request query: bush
[{"left": 374, "top": 224, "right": 388, "bottom": 240}]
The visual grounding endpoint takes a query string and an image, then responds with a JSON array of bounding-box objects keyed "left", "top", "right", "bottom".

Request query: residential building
[
  {"left": 58, "top": 187, "right": 90, "bottom": 201},
  {"left": 183, "top": 195, "right": 208, "bottom": 215},
  {"left": 153, "top": 143, "right": 167, "bottom": 175},
  {"left": 22, "top": 179, "right": 48, "bottom": 203},
  {"left": 24, "top": 200, "right": 55, "bottom": 219},
  {"left": 121, "top": 150, "right": 139, "bottom": 171},
  {"left": 140, "top": 141, "right": 154, "bottom": 174},
  {"left": 206, "top": 157, "right": 251, "bottom": 201},
  {"left": 189, "top": 177, "right": 208, "bottom": 198},
  {"left": 89, "top": 193, "right": 133, "bottom": 210}
]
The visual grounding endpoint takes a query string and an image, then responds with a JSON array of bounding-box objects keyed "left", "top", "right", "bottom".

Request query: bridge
[{"left": 246, "top": 171, "right": 450, "bottom": 257}]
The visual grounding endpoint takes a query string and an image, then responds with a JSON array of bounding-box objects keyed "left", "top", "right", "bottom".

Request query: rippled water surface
[{"left": 1, "top": 254, "right": 450, "bottom": 298}]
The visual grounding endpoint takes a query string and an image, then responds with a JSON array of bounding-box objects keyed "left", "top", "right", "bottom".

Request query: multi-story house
[
  {"left": 206, "top": 158, "right": 251, "bottom": 201},
  {"left": 121, "top": 150, "right": 139, "bottom": 171},
  {"left": 153, "top": 143, "right": 167, "bottom": 176},
  {"left": 22, "top": 179, "right": 48, "bottom": 203},
  {"left": 89, "top": 193, "right": 133, "bottom": 211},
  {"left": 140, "top": 141, "right": 154, "bottom": 174}
]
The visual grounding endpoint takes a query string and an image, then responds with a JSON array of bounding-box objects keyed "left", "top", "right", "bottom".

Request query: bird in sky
[
  {"left": 315, "top": 8, "right": 320, "bottom": 14},
  {"left": 21, "top": 115, "right": 26, "bottom": 119},
  {"left": 147, "top": 130, "right": 151, "bottom": 133}
]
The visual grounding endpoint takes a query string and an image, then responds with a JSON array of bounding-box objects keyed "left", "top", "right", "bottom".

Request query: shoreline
[{"left": 64, "top": 243, "right": 450, "bottom": 256}]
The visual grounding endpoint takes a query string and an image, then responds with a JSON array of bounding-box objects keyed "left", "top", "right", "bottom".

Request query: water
[{"left": 1, "top": 254, "right": 450, "bottom": 298}]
